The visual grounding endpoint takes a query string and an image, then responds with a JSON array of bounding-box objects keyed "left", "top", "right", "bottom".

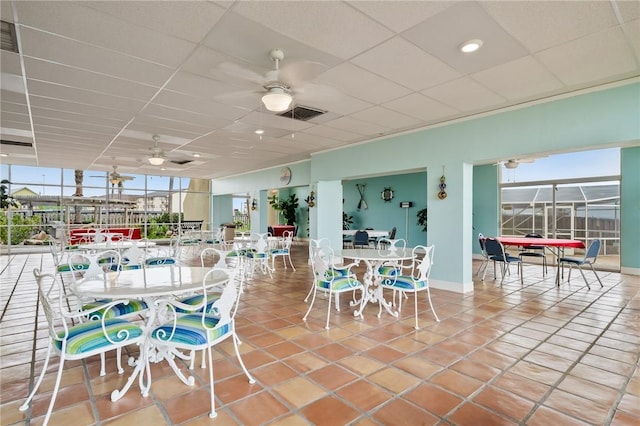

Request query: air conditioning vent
[
  {"left": 1, "top": 21, "right": 18, "bottom": 53},
  {"left": 1, "top": 139, "right": 32, "bottom": 147},
  {"left": 278, "top": 105, "right": 326, "bottom": 121},
  {"left": 170, "top": 159, "right": 193, "bottom": 165}
]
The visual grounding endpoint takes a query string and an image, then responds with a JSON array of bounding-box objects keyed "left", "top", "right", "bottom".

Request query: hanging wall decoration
[
  {"left": 381, "top": 187, "right": 394, "bottom": 202},
  {"left": 356, "top": 183, "right": 367, "bottom": 210},
  {"left": 438, "top": 166, "right": 447, "bottom": 200}
]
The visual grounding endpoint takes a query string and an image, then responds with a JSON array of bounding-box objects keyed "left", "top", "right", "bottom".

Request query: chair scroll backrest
[
  {"left": 411, "top": 245, "right": 434, "bottom": 281},
  {"left": 206, "top": 268, "right": 238, "bottom": 326},
  {"left": 33, "top": 269, "right": 65, "bottom": 344},
  {"left": 67, "top": 249, "right": 121, "bottom": 283}
]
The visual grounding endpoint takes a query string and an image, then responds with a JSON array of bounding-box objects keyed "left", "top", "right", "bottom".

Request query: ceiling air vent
[
  {"left": 1, "top": 139, "right": 32, "bottom": 147},
  {"left": 170, "top": 159, "right": 193, "bottom": 165},
  {"left": 1, "top": 20, "right": 18, "bottom": 53},
  {"left": 278, "top": 105, "right": 326, "bottom": 121}
]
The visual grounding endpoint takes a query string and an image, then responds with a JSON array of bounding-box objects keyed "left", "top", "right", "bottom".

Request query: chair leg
[
  {"left": 414, "top": 291, "right": 419, "bottom": 330},
  {"left": 206, "top": 347, "right": 217, "bottom": 419},
  {"left": 302, "top": 286, "right": 318, "bottom": 321},
  {"left": 589, "top": 264, "right": 603, "bottom": 287},
  {"left": 325, "top": 291, "right": 333, "bottom": 329},
  {"left": 426, "top": 287, "right": 440, "bottom": 323},
  {"left": 577, "top": 267, "right": 591, "bottom": 290},
  {"left": 20, "top": 343, "right": 53, "bottom": 414}
]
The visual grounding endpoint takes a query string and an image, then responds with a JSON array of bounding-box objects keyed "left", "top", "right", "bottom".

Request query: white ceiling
[{"left": 1, "top": 1, "right": 638, "bottom": 178}]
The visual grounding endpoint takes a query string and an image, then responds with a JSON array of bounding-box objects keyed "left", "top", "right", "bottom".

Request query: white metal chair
[
  {"left": 149, "top": 267, "right": 255, "bottom": 418},
  {"left": 378, "top": 245, "right": 440, "bottom": 330},
  {"left": 559, "top": 239, "right": 603, "bottom": 289},
  {"left": 271, "top": 230, "right": 295, "bottom": 270},
  {"left": 303, "top": 245, "right": 363, "bottom": 329},
  {"left": 20, "top": 269, "right": 144, "bottom": 426},
  {"left": 246, "top": 232, "right": 272, "bottom": 277}
]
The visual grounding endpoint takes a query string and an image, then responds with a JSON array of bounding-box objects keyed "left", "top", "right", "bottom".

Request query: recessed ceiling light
[
  {"left": 192, "top": 153, "right": 201, "bottom": 157},
  {"left": 460, "top": 39, "right": 483, "bottom": 53},
  {"left": 0, "top": 153, "right": 8, "bottom": 157},
  {"left": 255, "top": 129, "right": 264, "bottom": 135}
]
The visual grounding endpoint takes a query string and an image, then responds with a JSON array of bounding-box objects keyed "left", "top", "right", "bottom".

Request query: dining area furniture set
[
  {"left": 20, "top": 242, "right": 254, "bottom": 425},
  {"left": 477, "top": 233, "right": 604, "bottom": 289}
]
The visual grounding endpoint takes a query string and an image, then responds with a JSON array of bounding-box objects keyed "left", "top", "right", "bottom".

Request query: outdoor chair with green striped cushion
[
  {"left": 65, "top": 250, "right": 148, "bottom": 374},
  {"left": 20, "top": 269, "right": 144, "bottom": 426},
  {"left": 303, "top": 245, "right": 363, "bottom": 330},
  {"left": 379, "top": 245, "right": 440, "bottom": 330},
  {"left": 150, "top": 267, "right": 254, "bottom": 419}
]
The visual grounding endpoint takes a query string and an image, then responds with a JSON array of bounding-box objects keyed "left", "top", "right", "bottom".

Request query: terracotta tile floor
[{"left": 1, "top": 243, "right": 639, "bottom": 425}]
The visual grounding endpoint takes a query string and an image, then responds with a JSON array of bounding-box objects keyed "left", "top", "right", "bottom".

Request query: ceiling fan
[
  {"left": 218, "top": 48, "right": 339, "bottom": 112},
  {"left": 148, "top": 135, "right": 166, "bottom": 166},
  {"left": 501, "top": 158, "right": 537, "bottom": 169},
  {"left": 91, "top": 165, "right": 134, "bottom": 185}
]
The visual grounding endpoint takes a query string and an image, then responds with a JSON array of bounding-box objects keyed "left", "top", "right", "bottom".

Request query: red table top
[{"left": 496, "top": 236, "right": 585, "bottom": 249}]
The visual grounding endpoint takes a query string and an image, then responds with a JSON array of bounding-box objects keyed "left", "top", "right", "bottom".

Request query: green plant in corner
[
  {"left": 269, "top": 194, "right": 299, "bottom": 226},
  {"left": 417, "top": 208, "right": 427, "bottom": 232},
  {"left": 343, "top": 212, "right": 354, "bottom": 230}
]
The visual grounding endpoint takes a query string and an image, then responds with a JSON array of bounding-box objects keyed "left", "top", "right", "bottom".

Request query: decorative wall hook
[
  {"left": 305, "top": 191, "right": 316, "bottom": 207},
  {"left": 438, "top": 166, "right": 447, "bottom": 200}
]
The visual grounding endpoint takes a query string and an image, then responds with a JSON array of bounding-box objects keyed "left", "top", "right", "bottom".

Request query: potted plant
[
  {"left": 269, "top": 194, "right": 299, "bottom": 225},
  {"left": 343, "top": 212, "right": 354, "bottom": 230},
  {"left": 417, "top": 208, "right": 427, "bottom": 232},
  {"left": 1, "top": 179, "right": 17, "bottom": 209}
]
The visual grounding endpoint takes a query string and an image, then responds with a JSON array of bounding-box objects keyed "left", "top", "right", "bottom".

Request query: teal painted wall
[
  {"left": 621, "top": 146, "right": 640, "bottom": 271},
  {"left": 343, "top": 172, "right": 427, "bottom": 246},
  {"left": 472, "top": 165, "right": 499, "bottom": 255}
]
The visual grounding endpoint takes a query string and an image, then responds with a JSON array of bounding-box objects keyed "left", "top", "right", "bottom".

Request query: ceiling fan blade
[
  {"left": 218, "top": 61, "right": 267, "bottom": 86},
  {"left": 279, "top": 60, "right": 327, "bottom": 87},
  {"left": 293, "top": 82, "right": 342, "bottom": 103}
]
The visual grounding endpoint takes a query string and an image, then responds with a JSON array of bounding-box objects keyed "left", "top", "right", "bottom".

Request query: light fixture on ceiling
[
  {"left": 261, "top": 86, "right": 292, "bottom": 112},
  {"left": 504, "top": 159, "right": 519, "bottom": 169},
  {"left": 192, "top": 153, "right": 201, "bottom": 158},
  {"left": 148, "top": 135, "right": 166, "bottom": 166},
  {"left": 460, "top": 39, "right": 483, "bottom": 53}
]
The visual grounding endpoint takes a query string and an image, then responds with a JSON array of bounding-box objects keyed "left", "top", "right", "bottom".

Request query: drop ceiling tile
[
  {"left": 129, "top": 115, "right": 213, "bottom": 136},
  {"left": 233, "top": 1, "right": 393, "bottom": 60},
  {"left": 30, "top": 116, "right": 119, "bottom": 135},
  {"left": 624, "top": 19, "right": 640, "bottom": 59},
  {"left": 29, "top": 106, "right": 127, "bottom": 128},
  {"left": 403, "top": 1, "right": 529, "bottom": 74},
  {"left": 15, "top": 1, "right": 196, "bottom": 67},
  {"left": 23, "top": 57, "right": 159, "bottom": 101},
  {"left": 324, "top": 116, "right": 390, "bottom": 137},
  {"left": 348, "top": 1, "right": 454, "bottom": 33},
  {"left": 28, "top": 95, "right": 132, "bottom": 121},
  {"left": 316, "top": 62, "right": 412, "bottom": 104},
  {"left": 1, "top": 51, "right": 23, "bottom": 75},
  {"left": 18, "top": 27, "right": 174, "bottom": 86},
  {"left": 483, "top": 1, "right": 619, "bottom": 53},
  {"left": 536, "top": 27, "right": 638, "bottom": 86},
  {"left": 33, "top": 126, "right": 112, "bottom": 142},
  {"left": 84, "top": 1, "right": 226, "bottom": 43},
  {"left": 0, "top": 101, "right": 29, "bottom": 115},
  {"left": 421, "top": 77, "right": 505, "bottom": 112},
  {"left": 303, "top": 124, "right": 363, "bottom": 142},
  {"left": 616, "top": 1, "right": 640, "bottom": 22},
  {"left": 302, "top": 93, "right": 372, "bottom": 117},
  {"left": 350, "top": 105, "right": 424, "bottom": 131},
  {"left": 352, "top": 36, "right": 461, "bottom": 91},
  {"left": 165, "top": 71, "right": 248, "bottom": 101},
  {"left": 141, "top": 104, "right": 231, "bottom": 130},
  {"left": 201, "top": 11, "right": 341, "bottom": 69},
  {"left": 153, "top": 90, "right": 250, "bottom": 122},
  {"left": 471, "top": 56, "right": 564, "bottom": 101},
  {"left": 26, "top": 80, "right": 147, "bottom": 112},
  {"left": 1, "top": 73, "right": 25, "bottom": 94},
  {"left": 383, "top": 93, "right": 459, "bottom": 123}
]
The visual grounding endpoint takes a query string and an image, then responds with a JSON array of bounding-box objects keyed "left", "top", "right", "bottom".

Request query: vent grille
[
  {"left": 1, "top": 20, "right": 18, "bottom": 53},
  {"left": 1, "top": 139, "right": 32, "bottom": 147},
  {"left": 170, "top": 159, "right": 193, "bottom": 165},
  {"left": 278, "top": 105, "right": 326, "bottom": 121}
]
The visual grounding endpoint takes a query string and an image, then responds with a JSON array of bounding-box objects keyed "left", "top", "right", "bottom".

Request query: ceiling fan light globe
[
  {"left": 148, "top": 155, "right": 165, "bottom": 166},
  {"left": 504, "top": 160, "right": 519, "bottom": 169},
  {"left": 262, "top": 89, "right": 292, "bottom": 112}
]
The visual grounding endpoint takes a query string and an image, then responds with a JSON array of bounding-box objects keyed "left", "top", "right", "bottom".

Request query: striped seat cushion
[
  {"left": 151, "top": 315, "right": 230, "bottom": 346},
  {"left": 317, "top": 276, "right": 361, "bottom": 291},
  {"left": 145, "top": 257, "right": 176, "bottom": 266},
  {"left": 382, "top": 275, "right": 426, "bottom": 290},
  {"left": 378, "top": 265, "right": 400, "bottom": 276},
  {"left": 57, "top": 263, "right": 90, "bottom": 273},
  {"left": 175, "top": 294, "right": 220, "bottom": 314},
  {"left": 247, "top": 251, "right": 268, "bottom": 259},
  {"left": 270, "top": 248, "right": 289, "bottom": 255},
  {"left": 57, "top": 318, "right": 143, "bottom": 355},
  {"left": 226, "top": 250, "right": 246, "bottom": 257},
  {"left": 324, "top": 268, "right": 352, "bottom": 279},
  {"left": 83, "top": 299, "right": 148, "bottom": 319}
]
